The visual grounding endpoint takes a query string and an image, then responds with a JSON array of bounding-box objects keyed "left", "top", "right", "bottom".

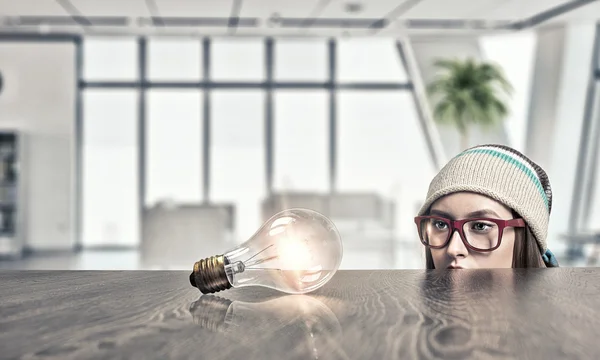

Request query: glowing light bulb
[{"left": 190, "top": 208, "right": 343, "bottom": 294}]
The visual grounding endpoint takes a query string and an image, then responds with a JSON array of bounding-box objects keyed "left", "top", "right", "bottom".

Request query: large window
[
  {"left": 83, "top": 38, "right": 138, "bottom": 81},
  {"left": 337, "top": 39, "right": 407, "bottom": 82},
  {"left": 82, "top": 38, "right": 140, "bottom": 248},
  {"left": 82, "top": 90, "right": 139, "bottom": 247},
  {"left": 146, "top": 90, "right": 203, "bottom": 206},
  {"left": 211, "top": 39, "right": 264, "bottom": 81},
  {"left": 274, "top": 90, "right": 329, "bottom": 192},
  {"left": 78, "top": 36, "right": 433, "bottom": 269},
  {"left": 147, "top": 38, "right": 202, "bottom": 81},
  {"left": 275, "top": 39, "right": 327, "bottom": 81},
  {"left": 211, "top": 91, "right": 265, "bottom": 240}
]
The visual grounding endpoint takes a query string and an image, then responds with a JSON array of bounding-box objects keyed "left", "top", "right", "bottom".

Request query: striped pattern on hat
[{"left": 417, "top": 144, "right": 552, "bottom": 252}]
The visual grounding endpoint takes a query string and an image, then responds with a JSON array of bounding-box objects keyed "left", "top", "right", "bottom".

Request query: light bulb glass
[{"left": 220, "top": 208, "right": 343, "bottom": 294}]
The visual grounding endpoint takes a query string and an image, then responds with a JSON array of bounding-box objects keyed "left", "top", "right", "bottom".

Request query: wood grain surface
[{"left": 1, "top": 269, "right": 599, "bottom": 360}]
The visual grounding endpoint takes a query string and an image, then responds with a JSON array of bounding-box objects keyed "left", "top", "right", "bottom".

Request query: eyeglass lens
[{"left": 419, "top": 218, "right": 499, "bottom": 250}]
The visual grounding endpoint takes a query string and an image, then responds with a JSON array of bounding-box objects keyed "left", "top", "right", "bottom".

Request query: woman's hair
[
  {"left": 424, "top": 209, "right": 547, "bottom": 269},
  {"left": 511, "top": 226, "right": 546, "bottom": 268}
]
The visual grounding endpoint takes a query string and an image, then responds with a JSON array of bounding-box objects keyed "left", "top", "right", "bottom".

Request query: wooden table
[{"left": 1, "top": 269, "right": 599, "bottom": 359}]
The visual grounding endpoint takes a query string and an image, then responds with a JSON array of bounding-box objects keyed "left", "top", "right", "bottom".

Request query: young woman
[{"left": 414, "top": 144, "right": 559, "bottom": 269}]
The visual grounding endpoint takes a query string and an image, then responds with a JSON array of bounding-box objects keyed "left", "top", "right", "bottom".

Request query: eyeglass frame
[{"left": 413, "top": 215, "right": 526, "bottom": 252}]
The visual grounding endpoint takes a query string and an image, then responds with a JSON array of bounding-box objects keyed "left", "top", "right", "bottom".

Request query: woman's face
[{"left": 428, "top": 192, "right": 516, "bottom": 269}]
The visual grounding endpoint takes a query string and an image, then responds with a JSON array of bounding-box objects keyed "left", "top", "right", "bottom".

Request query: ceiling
[{"left": 0, "top": 0, "right": 598, "bottom": 37}]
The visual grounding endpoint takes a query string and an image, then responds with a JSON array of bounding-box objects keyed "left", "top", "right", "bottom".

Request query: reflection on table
[{"left": 190, "top": 294, "right": 348, "bottom": 360}]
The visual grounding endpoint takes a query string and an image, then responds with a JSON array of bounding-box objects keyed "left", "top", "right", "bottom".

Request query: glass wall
[
  {"left": 146, "top": 90, "right": 203, "bottom": 206},
  {"left": 146, "top": 39, "right": 204, "bottom": 207},
  {"left": 82, "top": 90, "right": 139, "bottom": 247},
  {"left": 274, "top": 39, "right": 329, "bottom": 193},
  {"left": 147, "top": 38, "right": 202, "bottom": 81},
  {"left": 83, "top": 38, "right": 138, "bottom": 81},
  {"left": 337, "top": 38, "right": 408, "bottom": 82},
  {"left": 275, "top": 40, "right": 327, "bottom": 81},
  {"left": 211, "top": 91, "right": 265, "bottom": 240},
  {"left": 80, "top": 36, "right": 435, "bottom": 269},
  {"left": 274, "top": 90, "right": 329, "bottom": 192},
  {"left": 82, "top": 38, "right": 139, "bottom": 247},
  {"left": 211, "top": 39, "right": 264, "bottom": 81},
  {"left": 209, "top": 40, "right": 266, "bottom": 241}
]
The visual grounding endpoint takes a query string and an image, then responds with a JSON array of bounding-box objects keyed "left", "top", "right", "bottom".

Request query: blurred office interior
[{"left": 0, "top": 0, "right": 599, "bottom": 270}]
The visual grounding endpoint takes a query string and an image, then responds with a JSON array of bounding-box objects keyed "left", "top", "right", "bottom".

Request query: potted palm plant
[{"left": 427, "top": 58, "right": 513, "bottom": 151}]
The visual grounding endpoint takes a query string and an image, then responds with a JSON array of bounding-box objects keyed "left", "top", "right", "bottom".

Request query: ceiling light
[
  {"left": 344, "top": 2, "right": 364, "bottom": 14},
  {"left": 267, "top": 12, "right": 282, "bottom": 27},
  {"left": 38, "top": 24, "right": 50, "bottom": 33}
]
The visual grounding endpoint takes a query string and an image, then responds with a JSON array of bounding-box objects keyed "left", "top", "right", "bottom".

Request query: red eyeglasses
[{"left": 414, "top": 216, "right": 526, "bottom": 252}]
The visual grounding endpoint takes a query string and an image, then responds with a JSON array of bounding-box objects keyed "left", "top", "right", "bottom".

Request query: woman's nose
[{"left": 447, "top": 230, "right": 468, "bottom": 258}]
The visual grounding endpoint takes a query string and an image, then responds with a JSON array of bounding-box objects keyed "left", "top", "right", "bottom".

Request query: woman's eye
[
  {"left": 434, "top": 221, "right": 448, "bottom": 230},
  {"left": 472, "top": 222, "right": 492, "bottom": 231}
]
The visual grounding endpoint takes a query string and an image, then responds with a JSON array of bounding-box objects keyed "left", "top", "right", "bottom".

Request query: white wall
[
  {"left": 589, "top": 90, "right": 600, "bottom": 231},
  {"left": 526, "top": 26, "right": 567, "bottom": 170},
  {"left": 0, "top": 42, "right": 76, "bottom": 250},
  {"left": 540, "top": 23, "right": 597, "bottom": 252}
]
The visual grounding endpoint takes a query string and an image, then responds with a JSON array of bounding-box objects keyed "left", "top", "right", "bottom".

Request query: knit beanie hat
[{"left": 417, "top": 144, "right": 557, "bottom": 265}]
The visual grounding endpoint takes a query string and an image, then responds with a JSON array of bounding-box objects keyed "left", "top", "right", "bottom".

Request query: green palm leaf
[{"left": 427, "top": 57, "right": 512, "bottom": 140}]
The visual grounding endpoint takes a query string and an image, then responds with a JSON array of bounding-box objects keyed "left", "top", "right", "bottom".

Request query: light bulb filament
[
  {"left": 244, "top": 255, "right": 279, "bottom": 267},
  {"left": 243, "top": 244, "right": 274, "bottom": 263}
]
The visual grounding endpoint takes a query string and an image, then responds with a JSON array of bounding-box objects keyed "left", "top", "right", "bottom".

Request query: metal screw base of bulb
[{"left": 190, "top": 255, "right": 232, "bottom": 294}]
